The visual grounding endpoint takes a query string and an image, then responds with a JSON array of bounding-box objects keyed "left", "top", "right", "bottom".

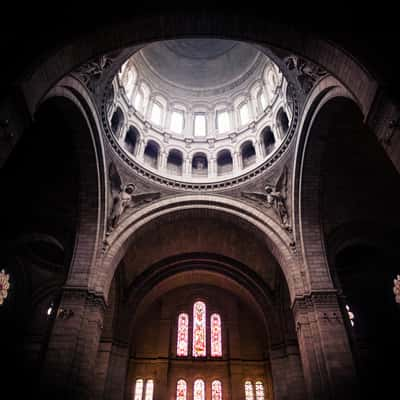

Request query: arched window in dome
[
  {"left": 192, "top": 301, "right": 206, "bottom": 357},
  {"left": 134, "top": 90, "right": 144, "bottom": 113},
  {"left": 241, "top": 141, "right": 256, "bottom": 168},
  {"left": 255, "top": 381, "right": 265, "bottom": 400},
  {"left": 167, "top": 150, "right": 184, "bottom": 176},
  {"left": 177, "top": 313, "right": 189, "bottom": 356},
  {"left": 124, "top": 126, "right": 140, "bottom": 156},
  {"left": 144, "top": 140, "right": 160, "bottom": 169},
  {"left": 193, "top": 379, "right": 205, "bottom": 400},
  {"left": 245, "top": 381, "right": 254, "bottom": 400},
  {"left": 123, "top": 68, "right": 137, "bottom": 100},
  {"left": 210, "top": 313, "right": 222, "bottom": 357},
  {"left": 217, "top": 150, "right": 233, "bottom": 176},
  {"left": 239, "top": 102, "right": 250, "bottom": 126},
  {"left": 111, "top": 107, "right": 124, "bottom": 138},
  {"left": 192, "top": 153, "right": 208, "bottom": 177},
  {"left": 211, "top": 380, "right": 222, "bottom": 400},
  {"left": 176, "top": 380, "right": 187, "bottom": 400},
  {"left": 261, "top": 127, "right": 275, "bottom": 157},
  {"left": 259, "top": 90, "right": 267, "bottom": 112},
  {"left": 170, "top": 110, "right": 184, "bottom": 134},
  {"left": 217, "top": 110, "right": 230, "bottom": 133},
  {"left": 194, "top": 114, "right": 207, "bottom": 137},
  {"left": 150, "top": 102, "right": 163, "bottom": 126},
  {"left": 134, "top": 379, "right": 144, "bottom": 400},
  {"left": 276, "top": 107, "right": 289, "bottom": 139},
  {"left": 118, "top": 59, "right": 129, "bottom": 80}
]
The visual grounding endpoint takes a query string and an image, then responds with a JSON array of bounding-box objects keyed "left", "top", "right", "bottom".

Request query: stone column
[
  {"left": 269, "top": 344, "right": 307, "bottom": 400},
  {"left": 159, "top": 150, "right": 167, "bottom": 170},
  {"left": 228, "top": 106, "right": 237, "bottom": 132},
  {"left": 183, "top": 157, "right": 191, "bottom": 177},
  {"left": 165, "top": 106, "right": 172, "bottom": 132},
  {"left": 103, "top": 343, "right": 129, "bottom": 400},
  {"left": 254, "top": 139, "right": 262, "bottom": 162},
  {"left": 292, "top": 291, "right": 359, "bottom": 399},
  {"left": 209, "top": 157, "right": 217, "bottom": 177},
  {"left": 233, "top": 151, "right": 241, "bottom": 172},
  {"left": 136, "top": 139, "right": 146, "bottom": 161},
  {"left": 250, "top": 94, "right": 259, "bottom": 119},
  {"left": 93, "top": 340, "right": 113, "bottom": 400},
  {"left": 247, "top": 96, "right": 255, "bottom": 122},
  {"left": 184, "top": 110, "right": 193, "bottom": 139},
  {"left": 40, "top": 288, "right": 105, "bottom": 400}
]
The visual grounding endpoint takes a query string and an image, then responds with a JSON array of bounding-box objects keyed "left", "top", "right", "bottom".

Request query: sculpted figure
[
  {"left": 242, "top": 167, "right": 290, "bottom": 230},
  {"left": 107, "top": 163, "right": 160, "bottom": 232}
]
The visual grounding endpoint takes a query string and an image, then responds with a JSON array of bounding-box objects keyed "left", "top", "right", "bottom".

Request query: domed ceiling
[
  {"left": 140, "top": 39, "right": 260, "bottom": 90},
  {"left": 106, "top": 39, "right": 296, "bottom": 188}
]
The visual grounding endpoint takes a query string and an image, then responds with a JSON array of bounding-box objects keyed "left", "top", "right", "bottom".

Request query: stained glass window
[
  {"left": 176, "top": 379, "right": 187, "bottom": 400},
  {"left": 210, "top": 313, "right": 222, "bottom": 357},
  {"left": 145, "top": 380, "right": 154, "bottom": 400},
  {"left": 255, "top": 381, "right": 265, "bottom": 400},
  {"left": 193, "top": 379, "right": 205, "bottom": 400},
  {"left": 134, "top": 379, "right": 143, "bottom": 400},
  {"left": 177, "top": 313, "right": 189, "bottom": 356},
  {"left": 192, "top": 301, "right": 206, "bottom": 357},
  {"left": 212, "top": 380, "right": 222, "bottom": 400},
  {"left": 346, "top": 304, "right": 355, "bottom": 327},
  {"left": 245, "top": 381, "right": 254, "bottom": 400}
]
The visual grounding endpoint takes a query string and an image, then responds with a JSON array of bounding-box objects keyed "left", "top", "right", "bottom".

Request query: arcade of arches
[{"left": 1, "top": 13, "right": 400, "bottom": 400}]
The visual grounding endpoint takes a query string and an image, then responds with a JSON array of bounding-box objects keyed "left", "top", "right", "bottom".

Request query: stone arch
[
  {"left": 124, "top": 125, "right": 140, "bottom": 156},
  {"left": 97, "top": 195, "right": 299, "bottom": 303},
  {"left": 192, "top": 152, "right": 208, "bottom": 176},
  {"left": 240, "top": 140, "right": 256, "bottom": 168},
  {"left": 121, "top": 253, "right": 284, "bottom": 344},
  {"left": 110, "top": 106, "right": 124, "bottom": 138},
  {"left": 167, "top": 149, "right": 183, "bottom": 176},
  {"left": 260, "top": 126, "right": 276, "bottom": 156},
  {"left": 293, "top": 76, "right": 399, "bottom": 293},
  {"left": 276, "top": 107, "right": 289, "bottom": 139},
  {"left": 143, "top": 139, "right": 160, "bottom": 169},
  {"left": 19, "top": 15, "right": 379, "bottom": 124},
  {"left": 40, "top": 77, "right": 107, "bottom": 288},
  {"left": 216, "top": 149, "right": 233, "bottom": 175}
]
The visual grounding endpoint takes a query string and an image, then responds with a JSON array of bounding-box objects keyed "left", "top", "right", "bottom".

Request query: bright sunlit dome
[{"left": 108, "top": 39, "right": 294, "bottom": 183}]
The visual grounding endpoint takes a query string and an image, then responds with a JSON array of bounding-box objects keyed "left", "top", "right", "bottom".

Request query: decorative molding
[
  {"left": 107, "top": 162, "right": 161, "bottom": 233},
  {"left": 292, "top": 291, "right": 339, "bottom": 311},
  {"left": 56, "top": 307, "right": 74, "bottom": 320},
  {"left": 101, "top": 83, "right": 299, "bottom": 192},
  {"left": 284, "top": 55, "right": 327, "bottom": 94},
  {"left": 75, "top": 55, "right": 116, "bottom": 92},
  {"left": 241, "top": 166, "right": 291, "bottom": 231},
  {"left": 62, "top": 287, "right": 107, "bottom": 311}
]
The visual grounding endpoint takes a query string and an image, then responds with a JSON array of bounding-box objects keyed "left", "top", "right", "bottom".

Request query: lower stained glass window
[{"left": 211, "top": 380, "right": 222, "bottom": 400}]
